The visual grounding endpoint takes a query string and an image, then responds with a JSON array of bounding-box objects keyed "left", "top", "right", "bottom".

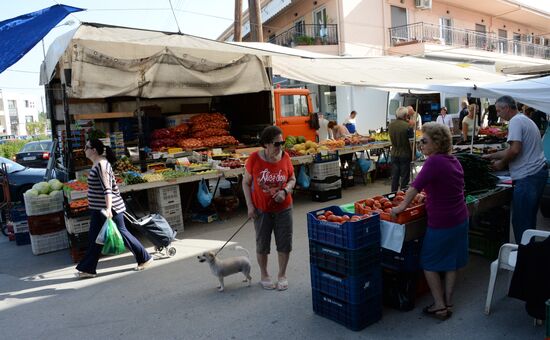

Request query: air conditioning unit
[{"left": 415, "top": 0, "right": 432, "bottom": 9}]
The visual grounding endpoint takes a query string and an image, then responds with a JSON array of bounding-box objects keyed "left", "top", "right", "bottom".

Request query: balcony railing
[
  {"left": 389, "top": 22, "right": 550, "bottom": 60},
  {"left": 269, "top": 24, "right": 338, "bottom": 47}
]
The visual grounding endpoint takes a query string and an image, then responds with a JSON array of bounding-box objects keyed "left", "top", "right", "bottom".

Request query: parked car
[
  {"left": 14, "top": 140, "right": 53, "bottom": 168},
  {"left": 0, "top": 157, "right": 48, "bottom": 202}
]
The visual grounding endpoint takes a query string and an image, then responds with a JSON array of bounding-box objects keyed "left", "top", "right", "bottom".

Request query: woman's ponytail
[{"left": 104, "top": 146, "right": 117, "bottom": 166}]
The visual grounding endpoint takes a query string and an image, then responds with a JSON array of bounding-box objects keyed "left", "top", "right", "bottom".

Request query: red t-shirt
[{"left": 245, "top": 150, "right": 294, "bottom": 213}]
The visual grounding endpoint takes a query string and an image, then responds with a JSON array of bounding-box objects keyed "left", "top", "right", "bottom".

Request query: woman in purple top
[{"left": 392, "top": 122, "right": 468, "bottom": 321}]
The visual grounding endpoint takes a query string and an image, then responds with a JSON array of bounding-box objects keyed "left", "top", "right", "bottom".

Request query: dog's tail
[{"left": 234, "top": 245, "right": 250, "bottom": 258}]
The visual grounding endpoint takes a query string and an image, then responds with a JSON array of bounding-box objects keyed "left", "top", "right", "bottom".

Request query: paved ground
[{"left": 0, "top": 180, "right": 546, "bottom": 339}]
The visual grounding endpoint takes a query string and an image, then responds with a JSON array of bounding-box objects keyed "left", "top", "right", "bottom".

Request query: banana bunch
[{"left": 370, "top": 132, "right": 390, "bottom": 141}]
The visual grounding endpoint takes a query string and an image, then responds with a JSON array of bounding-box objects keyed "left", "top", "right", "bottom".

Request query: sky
[{"left": 0, "top": 0, "right": 548, "bottom": 102}]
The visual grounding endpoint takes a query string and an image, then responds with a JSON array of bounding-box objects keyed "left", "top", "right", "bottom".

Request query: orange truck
[{"left": 273, "top": 88, "right": 316, "bottom": 142}]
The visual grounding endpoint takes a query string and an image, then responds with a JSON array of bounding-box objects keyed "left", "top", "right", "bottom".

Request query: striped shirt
[{"left": 87, "top": 160, "right": 125, "bottom": 214}]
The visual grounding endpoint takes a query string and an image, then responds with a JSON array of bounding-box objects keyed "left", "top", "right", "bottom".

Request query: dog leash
[{"left": 214, "top": 217, "right": 251, "bottom": 256}]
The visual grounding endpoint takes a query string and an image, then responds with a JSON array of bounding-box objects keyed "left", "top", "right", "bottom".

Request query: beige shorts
[{"left": 254, "top": 207, "right": 293, "bottom": 254}]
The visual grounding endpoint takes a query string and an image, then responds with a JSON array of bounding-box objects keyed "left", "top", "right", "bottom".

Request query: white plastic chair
[{"left": 484, "top": 229, "right": 550, "bottom": 315}]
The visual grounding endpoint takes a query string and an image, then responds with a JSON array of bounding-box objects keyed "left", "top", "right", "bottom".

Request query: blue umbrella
[{"left": 0, "top": 4, "right": 85, "bottom": 74}]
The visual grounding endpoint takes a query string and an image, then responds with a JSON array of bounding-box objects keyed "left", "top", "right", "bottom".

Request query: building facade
[
  {"left": 0, "top": 89, "right": 42, "bottom": 137},
  {"left": 219, "top": 0, "right": 550, "bottom": 131}
]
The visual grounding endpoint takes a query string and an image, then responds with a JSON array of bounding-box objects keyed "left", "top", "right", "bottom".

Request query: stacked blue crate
[
  {"left": 10, "top": 203, "right": 30, "bottom": 245},
  {"left": 307, "top": 206, "right": 382, "bottom": 331}
]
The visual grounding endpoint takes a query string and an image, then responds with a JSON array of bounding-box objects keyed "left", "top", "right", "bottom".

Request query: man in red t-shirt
[{"left": 243, "top": 126, "right": 296, "bottom": 291}]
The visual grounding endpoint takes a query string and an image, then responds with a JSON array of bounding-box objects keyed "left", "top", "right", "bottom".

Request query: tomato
[
  {"left": 342, "top": 215, "right": 351, "bottom": 221},
  {"left": 318, "top": 215, "right": 327, "bottom": 220},
  {"left": 383, "top": 202, "right": 393, "bottom": 209},
  {"left": 374, "top": 202, "right": 382, "bottom": 209},
  {"left": 384, "top": 207, "right": 392, "bottom": 213},
  {"left": 379, "top": 198, "right": 390, "bottom": 205},
  {"left": 350, "top": 216, "right": 360, "bottom": 222},
  {"left": 373, "top": 196, "right": 384, "bottom": 201},
  {"left": 393, "top": 196, "right": 404, "bottom": 202},
  {"left": 324, "top": 211, "right": 334, "bottom": 217},
  {"left": 327, "top": 215, "right": 339, "bottom": 222},
  {"left": 396, "top": 191, "right": 405, "bottom": 196},
  {"left": 364, "top": 198, "right": 374, "bottom": 207}
]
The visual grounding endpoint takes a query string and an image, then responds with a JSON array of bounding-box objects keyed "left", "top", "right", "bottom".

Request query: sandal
[
  {"left": 446, "top": 304, "right": 454, "bottom": 312},
  {"left": 422, "top": 304, "right": 452, "bottom": 321},
  {"left": 259, "top": 279, "right": 275, "bottom": 290},
  {"left": 276, "top": 278, "right": 288, "bottom": 291}
]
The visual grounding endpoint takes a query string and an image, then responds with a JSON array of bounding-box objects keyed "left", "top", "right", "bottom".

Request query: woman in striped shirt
[{"left": 76, "top": 139, "right": 152, "bottom": 278}]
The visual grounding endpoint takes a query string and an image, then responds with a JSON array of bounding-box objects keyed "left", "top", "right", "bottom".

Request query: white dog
[{"left": 197, "top": 246, "right": 252, "bottom": 292}]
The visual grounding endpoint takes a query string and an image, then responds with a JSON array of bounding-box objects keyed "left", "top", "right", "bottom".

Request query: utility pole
[
  {"left": 248, "top": 0, "right": 263, "bottom": 42},
  {"left": 234, "top": 0, "right": 242, "bottom": 42}
]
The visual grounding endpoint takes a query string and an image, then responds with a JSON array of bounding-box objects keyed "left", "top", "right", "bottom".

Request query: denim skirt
[{"left": 420, "top": 219, "right": 469, "bottom": 272}]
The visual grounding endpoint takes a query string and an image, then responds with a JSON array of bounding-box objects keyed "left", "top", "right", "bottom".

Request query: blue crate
[
  {"left": 307, "top": 206, "right": 380, "bottom": 249},
  {"left": 381, "top": 238, "right": 423, "bottom": 272},
  {"left": 309, "top": 240, "right": 380, "bottom": 276},
  {"left": 10, "top": 204, "right": 27, "bottom": 222},
  {"left": 312, "top": 289, "right": 382, "bottom": 331},
  {"left": 15, "top": 232, "right": 30, "bottom": 246},
  {"left": 314, "top": 151, "right": 339, "bottom": 163},
  {"left": 310, "top": 264, "right": 382, "bottom": 304}
]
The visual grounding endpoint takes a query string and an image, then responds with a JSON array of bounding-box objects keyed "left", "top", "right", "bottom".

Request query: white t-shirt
[
  {"left": 317, "top": 118, "right": 331, "bottom": 142},
  {"left": 436, "top": 115, "right": 453, "bottom": 130},
  {"left": 507, "top": 113, "right": 546, "bottom": 180}
]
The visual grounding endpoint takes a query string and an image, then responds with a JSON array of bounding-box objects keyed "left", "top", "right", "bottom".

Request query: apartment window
[
  {"left": 313, "top": 7, "right": 327, "bottom": 38},
  {"left": 390, "top": 6, "right": 408, "bottom": 39},
  {"left": 294, "top": 19, "right": 305, "bottom": 36},
  {"left": 498, "top": 29, "right": 508, "bottom": 54},
  {"left": 25, "top": 115, "right": 33, "bottom": 123},
  {"left": 475, "top": 24, "right": 487, "bottom": 49},
  {"left": 440, "top": 17, "right": 452, "bottom": 45},
  {"left": 25, "top": 100, "right": 29, "bottom": 108},
  {"left": 7, "top": 100, "right": 17, "bottom": 116},
  {"left": 513, "top": 32, "right": 521, "bottom": 55}
]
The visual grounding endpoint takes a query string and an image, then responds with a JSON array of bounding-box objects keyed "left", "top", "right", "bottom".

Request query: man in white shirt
[
  {"left": 316, "top": 113, "right": 332, "bottom": 142},
  {"left": 484, "top": 95, "right": 548, "bottom": 242},
  {"left": 436, "top": 106, "right": 453, "bottom": 132},
  {"left": 407, "top": 106, "right": 422, "bottom": 131}
]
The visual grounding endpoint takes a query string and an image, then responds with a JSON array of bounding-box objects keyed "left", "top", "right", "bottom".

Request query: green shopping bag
[{"left": 101, "top": 218, "right": 126, "bottom": 255}]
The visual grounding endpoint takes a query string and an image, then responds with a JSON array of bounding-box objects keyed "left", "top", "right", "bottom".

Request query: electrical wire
[{"left": 168, "top": 0, "right": 182, "bottom": 34}]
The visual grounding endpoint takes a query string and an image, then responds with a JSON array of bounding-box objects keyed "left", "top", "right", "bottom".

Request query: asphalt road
[{"left": 0, "top": 180, "right": 545, "bottom": 339}]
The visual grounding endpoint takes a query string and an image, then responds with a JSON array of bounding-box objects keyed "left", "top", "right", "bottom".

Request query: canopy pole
[
  {"left": 410, "top": 98, "right": 419, "bottom": 181},
  {"left": 61, "top": 84, "right": 74, "bottom": 179},
  {"left": 470, "top": 105, "right": 476, "bottom": 154}
]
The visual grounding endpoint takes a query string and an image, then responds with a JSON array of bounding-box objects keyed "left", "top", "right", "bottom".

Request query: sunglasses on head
[{"left": 272, "top": 141, "right": 285, "bottom": 147}]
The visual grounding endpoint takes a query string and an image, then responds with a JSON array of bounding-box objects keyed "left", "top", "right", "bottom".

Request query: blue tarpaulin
[{"left": 0, "top": 4, "right": 84, "bottom": 74}]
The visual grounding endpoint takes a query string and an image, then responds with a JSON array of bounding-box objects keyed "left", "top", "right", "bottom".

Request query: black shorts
[{"left": 254, "top": 207, "right": 293, "bottom": 254}]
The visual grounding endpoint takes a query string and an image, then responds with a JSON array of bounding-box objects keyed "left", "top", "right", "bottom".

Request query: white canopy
[
  {"left": 41, "top": 23, "right": 521, "bottom": 99},
  {"left": 376, "top": 76, "right": 550, "bottom": 113}
]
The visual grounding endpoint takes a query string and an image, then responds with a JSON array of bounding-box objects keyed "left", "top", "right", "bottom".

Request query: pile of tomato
[
  {"left": 315, "top": 210, "right": 372, "bottom": 224},
  {"left": 359, "top": 191, "right": 426, "bottom": 215}
]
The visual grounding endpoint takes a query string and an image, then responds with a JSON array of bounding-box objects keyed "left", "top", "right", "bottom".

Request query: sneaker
[
  {"left": 135, "top": 257, "right": 154, "bottom": 271},
  {"left": 75, "top": 271, "right": 97, "bottom": 279}
]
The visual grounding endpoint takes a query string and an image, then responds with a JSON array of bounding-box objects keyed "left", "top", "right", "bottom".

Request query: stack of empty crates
[
  {"left": 9, "top": 203, "right": 29, "bottom": 245},
  {"left": 148, "top": 185, "right": 183, "bottom": 234},
  {"left": 24, "top": 192, "right": 68, "bottom": 255},
  {"left": 109, "top": 132, "right": 126, "bottom": 158},
  {"left": 309, "top": 152, "right": 342, "bottom": 202},
  {"left": 64, "top": 189, "right": 91, "bottom": 263},
  {"left": 307, "top": 206, "right": 382, "bottom": 331}
]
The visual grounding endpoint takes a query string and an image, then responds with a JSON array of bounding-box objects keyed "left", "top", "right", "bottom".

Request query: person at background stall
[
  {"left": 392, "top": 122, "right": 468, "bottom": 321},
  {"left": 76, "top": 139, "right": 153, "bottom": 279},
  {"left": 486, "top": 104, "right": 499, "bottom": 126},
  {"left": 458, "top": 100, "right": 469, "bottom": 130},
  {"left": 483, "top": 96, "right": 548, "bottom": 243},
  {"left": 436, "top": 106, "right": 453, "bottom": 131},
  {"left": 315, "top": 112, "right": 333, "bottom": 142},
  {"left": 525, "top": 107, "right": 548, "bottom": 135},
  {"left": 242, "top": 126, "right": 296, "bottom": 291},
  {"left": 343, "top": 110, "right": 357, "bottom": 134},
  {"left": 407, "top": 106, "right": 422, "bottom": 131},
  {"left": 328, "top": 120, "right": 350, "bottom": 140},
  {"left": 461, "top": 104, "right": 479, "bottom": 141},
  {"left": 389, "top": 107, "right": 412, "bottom": 192}
]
